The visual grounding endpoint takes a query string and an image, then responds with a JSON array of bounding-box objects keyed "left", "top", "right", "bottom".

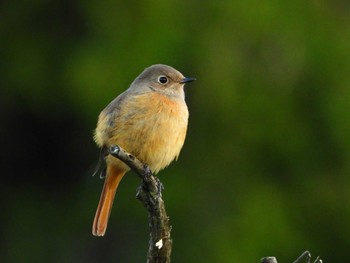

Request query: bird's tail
[{"left": 92, "top": 166, "right": 126, "bottom": 236}]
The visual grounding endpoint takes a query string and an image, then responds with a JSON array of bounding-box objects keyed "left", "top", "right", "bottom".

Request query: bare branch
[
  {"left": 261, "top": 251, "right": 322, "bottom": 263},
  {"left": 261, "top": 257, "right": 278, "bottom": 263},
  {"left": 109, "top": 145, "right": 172, "bottom": 263}
]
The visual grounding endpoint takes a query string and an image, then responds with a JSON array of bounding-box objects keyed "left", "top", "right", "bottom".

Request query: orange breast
[{"left": 96, "top": 92, "right": 189, "bottom": 173}]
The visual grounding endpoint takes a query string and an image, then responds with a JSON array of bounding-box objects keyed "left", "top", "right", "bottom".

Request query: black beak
[{"left": 180, "top": 77, "right": 196, "bottom": 84}]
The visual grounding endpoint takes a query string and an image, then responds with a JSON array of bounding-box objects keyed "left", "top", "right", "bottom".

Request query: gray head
[{"left": 129, "top": 64, "right": 195, "bottom": 98}]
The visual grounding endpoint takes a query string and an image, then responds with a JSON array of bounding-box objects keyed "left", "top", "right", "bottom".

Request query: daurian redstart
[{"left": 92, "top": 64, "right": 195, "bottom": 236}]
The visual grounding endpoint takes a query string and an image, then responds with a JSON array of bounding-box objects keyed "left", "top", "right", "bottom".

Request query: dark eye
[{"left": 158, "top": 75, "right": 168, "bottom": 84}]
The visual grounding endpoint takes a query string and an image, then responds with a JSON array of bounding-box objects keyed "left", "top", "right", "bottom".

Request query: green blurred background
[{"left": 1, "top": 0, "right": 350, "bottom": 262}]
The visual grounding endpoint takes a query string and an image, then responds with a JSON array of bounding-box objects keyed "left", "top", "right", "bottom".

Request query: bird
[{"left": 92, "top": 64, "right": 195, "bottom": 236}]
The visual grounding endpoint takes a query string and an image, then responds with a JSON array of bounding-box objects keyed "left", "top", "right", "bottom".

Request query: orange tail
[{"left": 92, "top": 166, "right": 126, "bottom": 236}]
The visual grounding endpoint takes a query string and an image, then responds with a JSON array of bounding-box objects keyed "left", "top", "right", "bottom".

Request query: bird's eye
[{"left": 157, "top": 75, "right": 168, "bottom": 85}]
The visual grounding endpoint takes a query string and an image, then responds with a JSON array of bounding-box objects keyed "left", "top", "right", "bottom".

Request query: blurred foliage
[{"left": 1, "top": 0, "right": 350, "bottom": 262}]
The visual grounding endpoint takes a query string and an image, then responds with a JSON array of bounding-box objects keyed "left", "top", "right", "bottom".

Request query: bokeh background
[{"left": 1, "top": 1, "right": 350, "bottom": 262}]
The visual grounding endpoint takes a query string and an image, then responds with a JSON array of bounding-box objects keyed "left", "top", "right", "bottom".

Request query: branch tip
[{"left": 110, "top": 145, "right": 120, "bottom": 155}]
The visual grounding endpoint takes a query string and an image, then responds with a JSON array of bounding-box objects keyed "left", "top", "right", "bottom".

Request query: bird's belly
[
  {"left": 136, "top": 114, "right": 187, "bottom": 173},
  {"left": 106, "top": 93, "right": 188, "bottom": 173}
]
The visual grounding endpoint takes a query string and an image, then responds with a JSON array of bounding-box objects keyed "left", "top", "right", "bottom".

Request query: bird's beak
[{"left": 180, "top": 77, "right": 196, "bottom": 84}]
